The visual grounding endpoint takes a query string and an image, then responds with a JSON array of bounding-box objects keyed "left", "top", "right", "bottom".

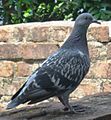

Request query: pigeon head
[{"left": 75, "top": 13, "right": 101, "bottom": 27}]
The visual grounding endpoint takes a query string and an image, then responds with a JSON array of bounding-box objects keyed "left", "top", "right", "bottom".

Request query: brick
[
  {"left": 18, "top": 25, "right": 33, "bottom": 42},
  {"left": 12, "top": 24, "right": 49, "bottom": 42},
  {"left": 70, "top": 83, "right": 100, "bottom": 98},
  {"left": 87, "top": 61, "right": 111, "bottom": 79},
  {"left": 92, "top": 62, "right": 107, "bottom": 78},
  {"left": 9, "top": 81, "right": 24, "bottom": 95},
  {"left": 21, "top": 43, "right": 59, "bottom": 60},
  {"left": 0, "top": 25, "right": 23, "bottom": 43},
  {"left": 107, "top": 62, "right": 111, "bottom": 79},
  {"left": 31, "top": 62, "right": 43, "bottom": 72},
  {"left": 48, "top": 26, "right": 69, "bottom": 42},
  {"left": 88, "top": 42, "right": 107, "bottom": 61},
  {"left": 16, "top": 62, "right": 31, "bottom": 77},
  {"left": 12, "top": 27, "right": 24, "bottom": 42},
  {"left": 0, "top": 79, "right": 25, "bottom": 96},
  {"left": 88, "top": 26, "right": 109, "bottom": 42},
  {"left": 0, "top": 44, "right": 22, "bottom": 59},
  {"left": 85, "top": 64, "right": 93, "bottom": 79},
  {"left": 0, "top": 27, "right": 12, "bottom": 42},
  {"left": 30, "top": 26, "right": 49, "bottom": 42},
  {"left": 107, "top": 43, "right": 111, "bottom": 59},
  {"left": 0, "top": 78, "right": 12, "bottom": 96},
  {"left": 89, "top": 61, "right": 111, "bottom": 79},
  {"left": 0, "top": 43, "right": 59, "bottom": 60},
  {"left": 0, "top": 61, "right": 14, "bottom": 77},
  {"left": 88, "top": 44, "right": 100, "bottom": 61},
  {"left": 103, "top": 82, "right": 111, "bottom": 92}
]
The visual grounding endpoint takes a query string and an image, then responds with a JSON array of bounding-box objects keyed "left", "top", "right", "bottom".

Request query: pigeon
[{"left": 7, "top": 13, "right": 101, "bottom": 112}]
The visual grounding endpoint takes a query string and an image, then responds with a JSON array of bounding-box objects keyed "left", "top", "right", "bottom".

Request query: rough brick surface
[
  {"left": 91, "top": 61, "right": 107, "bottom": 78},
  {"left": 15, "top": 25, "right": 49, "bottom": 42},
  {"left": 71, "top": 82, "right": 100, "bottom": 98},
  {"left": 48, "top": 26, "right": 69, "bottom": 42},
  {"left": 30, "top": 26, "right": 49, "bottom": 42},
  {"left": 0, "top": 43, "right": 59, "bottom": 60},
  {"left": 103, "top": 82, "right": 111, "bottom": 92},
  {"left": 0, "top": 27, "right": 11, "bottom": 42},
  {"left": 88, "top": 43, "right": 100, "bottom": 61},
  {"left": 0, "top": 61, "right": 14, "bottom": 77},
  {"left": 0, "top": 79, "right": 25, "bottom": 96},
  {"left": 107, "top": 62, "right": 111, "bottom": 78},
  {"left": 88, "top": 26, "right": 109, "bottom": 42},
  {"left": 16, "top": 62, "right": 31, "bottom": 77},
  {"left": 88, "top": 61, "right": 111, "bottom": 79},
  {"left": 107, "top": 43, "right": 111, "bottom": 59},
  {"left": 88, "top": 41, "right": 107, "bottom": 61},
  {"left": 21, "top": 43, "right": 59, "bottom": 59},
  {"left": 0, "top": 44, "right": 21, "bottom": 59}
]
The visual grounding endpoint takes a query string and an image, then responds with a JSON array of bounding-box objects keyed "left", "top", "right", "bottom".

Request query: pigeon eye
[{"left": 85, "top": 17, "right": 88, "bottom": 20}]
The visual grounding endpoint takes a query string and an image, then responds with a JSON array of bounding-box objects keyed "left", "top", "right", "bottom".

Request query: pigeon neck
[
  {"left": 72, "top": 24, "right": 88, "bottom": 37},
  {"left": 61, "top": 24, "right": 89, "bottom": 55}
]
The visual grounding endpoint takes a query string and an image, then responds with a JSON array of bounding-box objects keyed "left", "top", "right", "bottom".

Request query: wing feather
[{"left": 11, "top": 49, "right": 90, "bottom": 104}]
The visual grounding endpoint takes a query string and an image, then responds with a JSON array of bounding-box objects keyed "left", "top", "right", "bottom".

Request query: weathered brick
[
  {"left": 92, "top": 62, "right": 107, "bottom": 78},
  {"left": 0, "top": 25, "right": 23, "bottom": 43},
  {"left": 88, "top": 61, "right": 111, "bottom": 79},
  {"left": 12, "top": 27, "right": 24, "bottom": 42},
  {"left": 107, "top": 62, "right": 111, "bottom": 79},
  {"left": 107, "top": 43, "right": 111, "bottom": 59},
  {"left": 103, "top": 82, "right": 111, "bottom": 92},
  {"left": 71, "top": 82, "right": 100, "bottom": 98},
  {"left": 0, "top": 44, "right": 22, "bottom": 59},
  {"left": 0, "top": 78, "right": 13, "bottom": 96},
  {"left": 13, "top": 24, "right": 49, "bottom": 42},
  {"left": 0, "top": 43, "right": 59, "bottom": 60},
  {"left": 0, "top": 79, "right": 25, "bottom": 96},
  {"left": 30, "top": 26, "right": 49, "bottom": 42},
  {"left": 31, "top": 62, "right": 43, "bottom": 72},
  {"left": 88, "top": 43, "right": 100, "bottom": 61},
  {"left": 85, "top": 64, "right": 93, "bottom": 79},
  {"left": 21, "top": 43, "right": 59, "bottom": 60},
  {"left": 88, "top": 26, "right": 109, "bottom": 42},
  {"left": 18, "top": 25, "right": 33, "bottom": 42},
  {"left": 88, "top": 42, "right": 107, "bottom": 61},
  {"left": 16, "top": 62, "right": 31, "bottom": 77},
  {"left": 0, "top": 61, "right": 14, "bottom": 77},
  {"left": 0, "top": 27, "right": 12, "bottom": 42},
  {"left": 48, "top": 26, "right": 69, "bottom": 42}
]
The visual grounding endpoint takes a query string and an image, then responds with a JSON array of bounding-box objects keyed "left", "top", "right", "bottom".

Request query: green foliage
[{"left": 1, "top": 0, "right": 111, "bottom": 24}]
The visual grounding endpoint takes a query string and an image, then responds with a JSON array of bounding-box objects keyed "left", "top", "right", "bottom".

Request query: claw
[
  {"left": 63, "top": 106, "right": 77, "bottom": 114},
  {"left": 72, "top": 105, "right": 88, "bottom": 113},
  {"left": 63, "top": 105, "right": 87, "bottom": 113},
  {"left": 63, "top": 107, "right": 69, "bottom": 111}
]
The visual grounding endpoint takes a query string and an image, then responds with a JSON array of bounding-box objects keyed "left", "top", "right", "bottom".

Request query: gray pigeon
[{"left": 7, "top": 13, "right": 100, "bottom": 112}]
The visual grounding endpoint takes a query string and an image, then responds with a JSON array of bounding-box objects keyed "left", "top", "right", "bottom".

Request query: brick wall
[{"left": 0, "top": 21, "right": 111, "bottom": 102}]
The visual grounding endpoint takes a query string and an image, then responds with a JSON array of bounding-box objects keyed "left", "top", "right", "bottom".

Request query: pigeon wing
[
  {"left": 7, "top": 49, "right": 90, "bottom": 108},
  {"left": 17, "top": 49, "right": 89, "bottom": 101}
]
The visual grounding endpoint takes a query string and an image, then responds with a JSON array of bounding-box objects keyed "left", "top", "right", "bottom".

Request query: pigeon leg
[
  {"left": 58, "top": 96, "right": 68, "bottom": 111},
  {"left": 58, "top": 95, "right": 87, "bottom": 113},
  {"left": 58, "top": 95, "right": 76, "bottom": 113}
]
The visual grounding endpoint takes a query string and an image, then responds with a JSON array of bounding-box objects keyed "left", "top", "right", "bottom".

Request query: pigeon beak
[{"left": 92, "top": 19, "right": 101, "bottom": 24}]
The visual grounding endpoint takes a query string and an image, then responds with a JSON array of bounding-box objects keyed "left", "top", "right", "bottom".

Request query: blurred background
[{"left": 0, "top": 0, "right": 111, "bottom": 25}]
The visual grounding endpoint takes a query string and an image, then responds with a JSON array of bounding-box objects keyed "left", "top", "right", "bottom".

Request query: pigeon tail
[{"left": 6, "top": 97, "right": 24, "bottom": 109}]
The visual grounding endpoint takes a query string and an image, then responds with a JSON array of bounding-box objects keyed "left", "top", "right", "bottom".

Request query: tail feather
[
  {"left": 6, "top": 96, "right": 27, "bottom": 109},
  {"left": 6, "top": 89, "right": 56, "bottom": 109},
  {"left": 28, "top": 92, "right": 55, "bottom": 104},
  {"left": 7, "top": 98, "right": 20, "bottom": 109}
]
